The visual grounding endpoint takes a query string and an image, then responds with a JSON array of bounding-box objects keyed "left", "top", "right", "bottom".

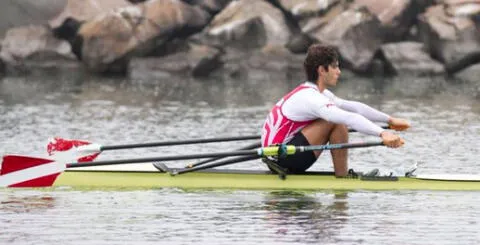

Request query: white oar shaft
[{"left": 0, "top": 161, "right": 65, "bottom": 187}]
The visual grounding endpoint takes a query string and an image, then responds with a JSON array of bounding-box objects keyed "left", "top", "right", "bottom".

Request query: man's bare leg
[{"left": 301, "top": 119, "right": 349, "bottom": 177}]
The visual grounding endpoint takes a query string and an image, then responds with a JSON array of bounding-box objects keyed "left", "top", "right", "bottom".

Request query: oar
[
  {"left": 185, "top": 142, "right": 261, "bottom": 168},
  {"left": 47, "top": 135, "right": 260, "bottom": 162},
  {"left": 0, "top": 141, "right": 384, "bottom": 188},
  {"left": 47, "top": 126, "right": 390, "bottom": 162},
  {"left": 162, "top": 141, "right": 385, "bottom": 176},
  {"left": 155, "top": 155, "right": 261, "bottom": 175},
  {"left": 183, "top": 126, "right": 390, "bottom": 169}
]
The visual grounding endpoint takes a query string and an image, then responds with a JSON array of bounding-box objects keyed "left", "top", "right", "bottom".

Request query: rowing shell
[{"left": 47, "top": 163, "right": 480, "bottom": 191}]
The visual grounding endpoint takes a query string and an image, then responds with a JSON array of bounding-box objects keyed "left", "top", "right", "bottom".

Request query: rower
[{"left": 260, "top": 44, "right": 410, "bottom": 177}]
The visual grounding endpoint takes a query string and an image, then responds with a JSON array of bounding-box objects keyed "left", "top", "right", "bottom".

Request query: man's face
[{"left": 320, "top": 61, "right": 341, "bottom": 86}]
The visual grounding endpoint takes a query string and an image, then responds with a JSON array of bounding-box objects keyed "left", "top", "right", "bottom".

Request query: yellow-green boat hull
[{"left": 54, "top": 169, "right": 480, "bottom": 191}]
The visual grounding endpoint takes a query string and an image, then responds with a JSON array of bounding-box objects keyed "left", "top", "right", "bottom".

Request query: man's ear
[{"left": 317, "top": 65, "right": 325, "bottom": 75}]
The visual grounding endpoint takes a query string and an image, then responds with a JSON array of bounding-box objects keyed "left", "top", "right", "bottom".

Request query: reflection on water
[
  {"left": 1, "top": 189, "right": 479, "bottom": 245},
  {"left": 1, "top": 72, "right": 477, "bottom": 109},
  {"left": 1, "top": 193, "right": 55, "bottom": 213},
  {"left": 263, "top": 191, "right": 350, "bottom": 243},
  {"left": 0, "top": 74, "right": 293, "bottom": 108}
]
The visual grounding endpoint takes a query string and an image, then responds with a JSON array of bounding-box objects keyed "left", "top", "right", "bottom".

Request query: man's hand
[
  {"left": 388, "top": 117, "right": 410, "bottom": 131},
  {"left": 380, "top": 131, "right": 405, "bottom": 148}
]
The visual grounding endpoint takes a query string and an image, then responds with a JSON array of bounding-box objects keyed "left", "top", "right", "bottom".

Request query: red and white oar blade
[
  {"left": 0, "top": 155, "right": 65, "bottom": 188},
  {"left": 47, "top": 137, "right": 101, "bottom": 162}
]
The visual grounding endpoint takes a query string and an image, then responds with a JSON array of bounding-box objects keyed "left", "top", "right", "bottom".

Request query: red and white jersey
[{"left": 261, "top": 82, "right": 390, "bottom": 147}]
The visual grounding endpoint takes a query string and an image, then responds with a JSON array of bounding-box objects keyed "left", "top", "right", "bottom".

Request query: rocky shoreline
[{"left": 0, "top": 0, "right": 479, "bottom": 84}]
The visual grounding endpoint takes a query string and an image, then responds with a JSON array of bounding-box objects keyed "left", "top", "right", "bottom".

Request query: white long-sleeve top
[{"left": 261, "top": 82, "right": 389, "bottom": 146}]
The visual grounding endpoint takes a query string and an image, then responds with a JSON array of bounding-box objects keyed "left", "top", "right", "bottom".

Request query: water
[
  {"left": 1, "top": 72, "right": 480, "bottom": 244},
  {"left": 1, "top": 190, "right": 480, "bottom": 244}
]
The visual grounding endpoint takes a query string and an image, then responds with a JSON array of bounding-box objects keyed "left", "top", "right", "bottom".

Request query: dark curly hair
[{"left": 303, "top": 44, "right": 338, "bottom": 82}]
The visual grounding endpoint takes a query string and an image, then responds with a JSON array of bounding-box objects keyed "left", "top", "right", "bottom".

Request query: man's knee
[
  {"left": 334, "top": 124, "right": 348, "bottom": 133},
  {"left": 311, "top": 119, "right": 336, "bottom": 129}
]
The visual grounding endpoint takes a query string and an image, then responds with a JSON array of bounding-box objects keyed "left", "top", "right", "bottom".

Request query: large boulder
[
  {"left": 0, "top": 46, "right": 4, "bottom": 76},
  {"left": 129, "top": 43, "right": 223, "bottom": 79},
  {"left": 49, "top": 0, "right": 132, "bottom": 28},
  {"left": 299, "top": 2, "right": 348, "bottom": 38},
  {"left": 379, "top": 41, "right": 445, "bottom": 76},
  {"left": 54, "top": 0, "right": 221, "bottom": 73},
  {"left": 443, "top": 0, "right": 480, "bottom": 17},
  {"left": 308, "top": 6, "right": 384, "bottom": 73},
  {"left": 274, "top": 0, "right": 341, "bottom": 53},
  {"left": 183, "top": 0, "right": 233, "bottom": 15},
  {"left": 202, "top": 0, "right": 292, "bottom": 50},
  {"left": 0, "top": 25, "right": 77, "bottom": 74},
  {"left": 0, "top": 0, "right": 67, "bottom": 38},
  {"left": 418, "top": 3, "right": 480, "bottom": 73},
  {"left": 454, "top": 63, "right": 480, "bottom": 84},
  {"left": 211, "top": 44, "right": 305, "bottom": 83},
  {"left": 275, "top": 0, "right": 341, "bottom": 22},
  {"left": 353, "top": 0, "right": 433, "bottom": 42}
]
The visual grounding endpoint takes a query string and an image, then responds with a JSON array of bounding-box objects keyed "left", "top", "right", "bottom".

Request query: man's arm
[
  {"left": 335, "top": 99, "right": 390, "bottom": 122},
  {"left": 325, "top": 90, "right": 410, "bottom": 131},
  {"left": 340, "top": 100, "right": 411, "bottom": 131},
  {"left": 315, "top": 105, "right": 406, "bottom": 148}
]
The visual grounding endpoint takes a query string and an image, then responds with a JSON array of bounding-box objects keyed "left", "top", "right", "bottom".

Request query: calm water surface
[{"left": 1, "top": 73, "right": 479, "bottom": 244}]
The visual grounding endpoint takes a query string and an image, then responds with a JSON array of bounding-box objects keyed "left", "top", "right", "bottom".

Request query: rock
[
  {"left": 444, "top": 0, "right": 480, "bottom": 17},
  {"left": 61, "top": 0, "right": 217, "bottom": 73},
  {"left": 285, "top": 32, "right": 314, "bottom": 53},
  {"left": 276, "top": 0, "right": 341, "bottom": 21},
  {"left": 129, "top": 43, "right": 223, "bottom": 78},
  {"left": 49, "top": 0, "right": 132, "bottom": 28},
  {"left": 353, "top": 0, "right": 433, "bottom": 42},
  {"left": 212, "top": 45, "right": 305, "bottom": 82},
  {"left": 52, "top": 17, "right": 83, "bottom": 59},
  {"left": 309, "top": 6, "right": 384, "bottom": 73},
  {"left": 454, "top": 63, "right": 480, "bottom": 84},
  {"left": 183, "top": 0, "right": 233, "bottom": 15},
  {"left": 0, "top": 25, "right": 78, "bottom": 74},
  {"left": 300, "top": 3, "right": 348, "bottom": 36},
  {"left": 0, "top": 0, "right": 67, "bottom": 38},
  {"left": 0, "top": 48, "right": 4, "bottom": 75},
  {"left": 418, "top": 4, "right": 480, "bottom": 73},
  {"left": 189, "top": 44, "right": 224, "bottom": 77},
  {"left": 203, "top": 0, "right": 292, "bottom": 50},
  {"left": 379, "top": 41, "right": 445, "bottom": 76}
]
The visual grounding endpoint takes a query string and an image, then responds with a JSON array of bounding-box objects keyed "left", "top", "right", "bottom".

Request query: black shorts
[{"left": 274, "top": 132, "right": 317, "bottom": 173}]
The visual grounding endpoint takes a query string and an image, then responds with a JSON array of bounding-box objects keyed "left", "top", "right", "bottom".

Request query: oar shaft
[
  {"left": 101, "top": 135, "right": 260, "bottom": 151},
  {"left": 186, "top": 142, "right": 261, "bottom": 168},
  {"left": 174, "top": 155, "right": 261, "bottom": 175},
  {"left": 100, "top": 126, "right": 388, "bottom": 151},
  {"left": 66, "top": 149, "right": 260, "bottom": 168}
]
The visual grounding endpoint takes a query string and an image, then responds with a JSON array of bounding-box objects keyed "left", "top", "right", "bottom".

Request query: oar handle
[
  {"left": 260, "top": 141, "right": 385, "bottom": 157},
  {"left": 101, "top": 135, "right": 260, "bottom": 150},
  {"left": 300, "top": 141, "right": 385, "bottom": 152}
]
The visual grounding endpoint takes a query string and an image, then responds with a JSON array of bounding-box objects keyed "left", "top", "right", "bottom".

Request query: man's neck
[{"left": 315, "top": 78, "right": 326, "bottom": 92}]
